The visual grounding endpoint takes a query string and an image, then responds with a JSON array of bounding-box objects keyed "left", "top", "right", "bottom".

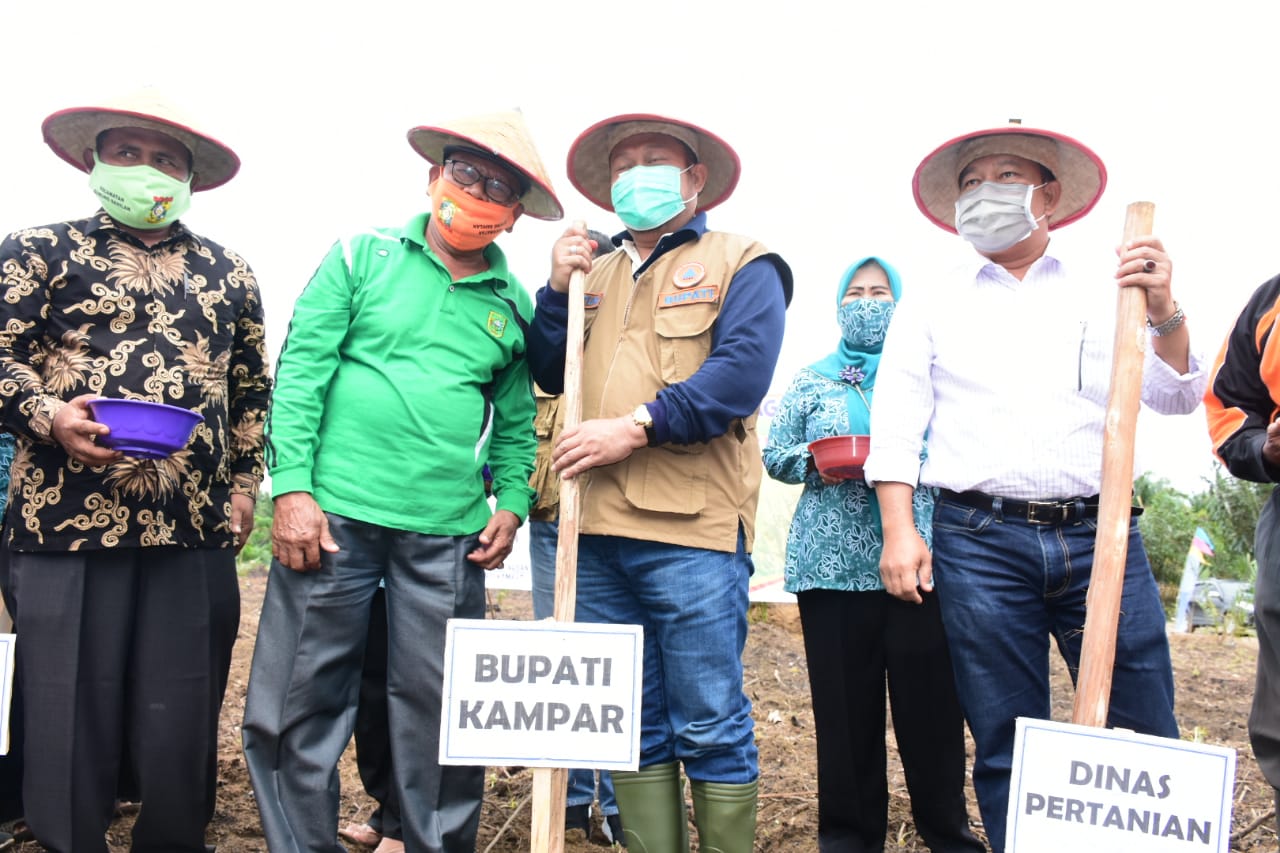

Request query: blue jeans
[
  {"left": 574, "top": 532, "right": 758, "bottom": 783},
  {"left": 931, "top": 496, "right": 1177, "bottom": 853},
  {"left": 529, "top": 519, "right": 618, "bottom": 814},
  {"left": 529, "top": 519, "right": 559, "bottom": 622}
]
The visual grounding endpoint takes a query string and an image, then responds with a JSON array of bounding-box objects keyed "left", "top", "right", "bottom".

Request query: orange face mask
[{"left": 429, "top": 178, "right": 517, "bottom": 252}]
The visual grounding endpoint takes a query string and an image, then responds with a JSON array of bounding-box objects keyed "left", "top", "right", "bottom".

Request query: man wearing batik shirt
[{"left": 0, "top": 88, "right": 270, "bottom": 853}]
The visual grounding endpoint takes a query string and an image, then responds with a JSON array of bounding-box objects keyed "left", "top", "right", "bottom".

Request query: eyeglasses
[{"left": 443, "top": 159, "right": 521, "bottom": 206}]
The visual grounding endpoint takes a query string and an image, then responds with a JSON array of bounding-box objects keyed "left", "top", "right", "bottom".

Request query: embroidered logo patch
[
  {"left": 584, "top": 291, "right": 603, "bottom": 308},
  {"left": 486, "top": 311, "right": 508, "bottom": 338},
  {"left": 439, "top": 198, "right": 459, "bottom": 227},
  {"left": 672, "top": 262, "right": 706, "bottom": 289},
  {"left": 659, "top": 285, "right": 720, "bottom": 308},
  {"left": 144, "top": 195, "right": 176, "bottom": 225}
]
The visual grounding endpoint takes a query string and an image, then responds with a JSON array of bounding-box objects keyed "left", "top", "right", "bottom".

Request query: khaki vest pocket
[
  {"left": 623, "top": 445, "right": 708, "bottom": 516},
  {"left": 654, "top": 303, "right": 717, "bottom": 385}
]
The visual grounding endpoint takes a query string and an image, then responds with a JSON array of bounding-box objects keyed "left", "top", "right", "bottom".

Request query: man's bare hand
[
  {"left": 880, "top": 529, "right": 933, "bottom": 604},
  {"left": 551, "top": 417, "right": 647, "bottom": 479},
  {"left": 51, "top": 394, "right": 122, "bottom": 467},
  {"left": 468, "top": 510, "right": 520, "bottom": 569},
  {"left": 1265, "top": 420, "right": 1280, "bottom": 468},
  {"left": 231, "top": 493, "right": 255, "bottom": 554},
  {"left": 271, "top": 491, "right": 339, "bottom": 572}
]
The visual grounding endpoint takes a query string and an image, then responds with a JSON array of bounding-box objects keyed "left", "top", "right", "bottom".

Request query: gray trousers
[
  {"left": 1251, "top": 491, "right": 1280, "bottom": 798},
  {"left": 242, "top": 513, "right": 486, "bottom": 853}
]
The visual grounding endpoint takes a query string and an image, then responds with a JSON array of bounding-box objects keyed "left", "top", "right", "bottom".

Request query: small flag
[{"left": 1192, "top": 527, "right": 1215, "bottom": 557}]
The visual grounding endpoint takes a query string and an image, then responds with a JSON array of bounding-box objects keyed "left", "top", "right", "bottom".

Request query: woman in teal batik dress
[{"left": 763, "top": 257, "right": 983, "bottom": 853}]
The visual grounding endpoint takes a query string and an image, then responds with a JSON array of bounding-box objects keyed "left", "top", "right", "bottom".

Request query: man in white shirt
[{"left": 864, "top": 123, "right": 1206, "bottom": 853}]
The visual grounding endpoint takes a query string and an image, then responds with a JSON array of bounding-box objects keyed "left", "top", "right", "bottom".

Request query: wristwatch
[{"left": 632, "top": 404, "right": 656, "bottom": 445}]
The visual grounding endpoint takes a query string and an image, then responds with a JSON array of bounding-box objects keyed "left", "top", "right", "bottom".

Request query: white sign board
[
  {"left": 0, "top": 633, "right": 13, "bottom": 755},
  {"left": 1007, "top": 717, "right": 1236, "bottom": 852},
  {"left": 483, "top": 523, "right": 532, "bottom": 591},
  {"left": 439, "top": 619, "right": 642, "bottom": 770}
]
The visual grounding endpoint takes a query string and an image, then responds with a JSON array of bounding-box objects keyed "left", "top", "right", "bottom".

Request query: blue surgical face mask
[
  {"left": 611, "top": 164, "right": 695, "bottom": 232},
  {"left": 838, "top": 298, "right": 897, "bottom": 350}
]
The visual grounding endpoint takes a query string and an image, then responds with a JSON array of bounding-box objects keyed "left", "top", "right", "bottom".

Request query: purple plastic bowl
[{"left": 86, "top": 398, "right": 203, "bottom": 459}]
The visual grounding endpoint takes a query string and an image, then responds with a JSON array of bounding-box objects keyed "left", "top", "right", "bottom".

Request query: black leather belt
[{"left": 938, "top": 489, "right": 1143, "bottom": 525}]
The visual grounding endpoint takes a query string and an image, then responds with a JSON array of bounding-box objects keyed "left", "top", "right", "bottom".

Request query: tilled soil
[{"left": 8, "top": 571, "right": 1276, "bottom": 852}]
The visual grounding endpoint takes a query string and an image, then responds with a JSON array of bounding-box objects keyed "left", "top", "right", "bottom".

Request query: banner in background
[{"left": 1172, "top": 527, "right": 1215, "bottom": 632}]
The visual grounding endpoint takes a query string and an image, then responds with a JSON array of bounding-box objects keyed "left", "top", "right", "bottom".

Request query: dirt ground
[{"left": 10, "top": 571, "right": 1277, "bottom": 852}]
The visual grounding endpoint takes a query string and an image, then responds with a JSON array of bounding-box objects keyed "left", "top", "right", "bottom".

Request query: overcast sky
[{"left": 2, "top": 0, "right": 1276, "bottom": 494}]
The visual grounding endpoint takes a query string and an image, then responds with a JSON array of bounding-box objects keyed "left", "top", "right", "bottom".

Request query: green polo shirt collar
[{"left": 401, "top": 212, "right": 514, "bottom": 287}]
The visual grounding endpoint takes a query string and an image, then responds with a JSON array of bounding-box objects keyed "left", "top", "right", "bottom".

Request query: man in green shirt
[{"left": 242, "top": 110, "right": 563, "bottom": 853}]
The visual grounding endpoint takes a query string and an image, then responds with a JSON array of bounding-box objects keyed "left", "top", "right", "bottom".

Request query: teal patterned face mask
[
  {"left": 610, "top": 164, "right": 694, "bottom": 231},
  {"left": 89, "top": 153, "right": 192, "bottom": 230},
  {"left": 838, "top": 298, "right": 896, "bottom": 350}
]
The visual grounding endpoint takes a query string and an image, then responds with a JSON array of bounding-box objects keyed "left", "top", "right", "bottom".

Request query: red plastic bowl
[
  {"left": 86, "top": 398, "right": 203, "bottom": 459},
  {"left": 808, "top": 435, "right": 871, "bottom": 480}
]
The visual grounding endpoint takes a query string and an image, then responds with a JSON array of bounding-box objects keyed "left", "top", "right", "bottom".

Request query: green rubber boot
[
  {"left": 690, "top": 778, "right": 758, "bottom": 853},
  {"left": 611, "top": 761, "right": 691, "bottom": 853}
]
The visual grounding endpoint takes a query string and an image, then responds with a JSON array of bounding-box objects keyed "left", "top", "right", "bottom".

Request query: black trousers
[
  {"left": 797, "top": 589, "right": 983, "bottom": 853},
  {"left": 354, "top": 586, "right": 401, "bottom": 840},
  {"left": 8, "top": 547, "right": 238, "bottom": 853}
]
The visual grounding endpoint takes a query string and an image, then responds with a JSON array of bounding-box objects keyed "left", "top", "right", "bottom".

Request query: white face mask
[{"left": 954, "top": 181, "right": 1046, "bottom": 253}]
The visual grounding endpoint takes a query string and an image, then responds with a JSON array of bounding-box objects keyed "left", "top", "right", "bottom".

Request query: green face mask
[{"left": 89, "top": 154, "right": 192, "bottom": 230}]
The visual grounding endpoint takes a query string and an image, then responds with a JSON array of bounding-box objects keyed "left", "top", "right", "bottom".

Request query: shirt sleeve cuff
[
  {"left": 1148, "top": 348, "right": 1205, "bottom": 381},
  {"left": 538, "top": 283, "right": 570, "bottom": 311},
  {"left": 648, "top": 398, "right": 669, "bottom": 445},
  {"left": 268, "top": 467, "right": 313, "bottom": 499},
  {"left": 29, "top": 395, "right": 68, "bottom": 441},
  {"left": 862, "top": 453, "right": 922, "bottom": 488},
  {"left": 495, "top": 490, "right": 533, "bottom": 522},
  {"left": 232, "top": 472, "right": 263, "bottom": 499}
]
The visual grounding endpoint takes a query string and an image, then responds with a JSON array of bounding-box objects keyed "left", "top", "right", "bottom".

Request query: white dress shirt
[{"left": 863, "top": 253, "right": 1206, "bottom": 500}]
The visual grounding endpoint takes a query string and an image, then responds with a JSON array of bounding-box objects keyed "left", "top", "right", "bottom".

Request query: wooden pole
[
  {"left": 1071, "top": 201, "right": 1155, "bottom": 728},
  {"left": 530, "top": 256, "right": 587, "bottom": 853}
]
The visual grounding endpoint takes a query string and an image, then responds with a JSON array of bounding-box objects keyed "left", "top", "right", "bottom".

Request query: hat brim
[
  {"left": 567, "top": 114, "right": 741, "bottom": 214},
  {"left": 42, "top": 107, "right": 240, "bottom": 192},
  {"left": 913, "top": 126, "right": 1107, "bottom": 233},
  {"left": 408, "top": 123, "right": 563, "bottom": 221}
]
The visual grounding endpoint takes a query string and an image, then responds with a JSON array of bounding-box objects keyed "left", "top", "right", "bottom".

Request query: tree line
[{"left": 1136, "top": 465, "right": 1270, "bottom": 605}]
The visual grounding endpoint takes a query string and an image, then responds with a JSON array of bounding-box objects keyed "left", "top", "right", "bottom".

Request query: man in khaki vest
[{"left": 527, "top": 114, "right": 792, "bottom": 853}]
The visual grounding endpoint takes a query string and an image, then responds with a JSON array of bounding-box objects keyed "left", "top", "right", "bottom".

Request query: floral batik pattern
[
  {"left": 0, "top": 212, "right": 271, "bottom": 550},
  {"left": 762, "top": 367, "right": 931, "bottom": 593}
]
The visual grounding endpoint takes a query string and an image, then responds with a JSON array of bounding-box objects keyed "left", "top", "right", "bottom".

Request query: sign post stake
[{"left": 530, "top": 248, "right": 588, "bottom": 853}]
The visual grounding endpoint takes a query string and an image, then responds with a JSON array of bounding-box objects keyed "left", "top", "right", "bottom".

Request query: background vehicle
[{"left": 1187, "top": 578, "right": 1255, "bottom": 633}]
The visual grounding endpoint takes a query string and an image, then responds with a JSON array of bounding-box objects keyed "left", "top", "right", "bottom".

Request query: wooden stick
[
  {"left": 1071, "top": 201, "right": 1155, "bottom": 728},
  {"left": 530, "top": 255, "right": 587, "bottom": 853},
  {"left": 553, "top": 264, "right": 586, "bottom": 627}
]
